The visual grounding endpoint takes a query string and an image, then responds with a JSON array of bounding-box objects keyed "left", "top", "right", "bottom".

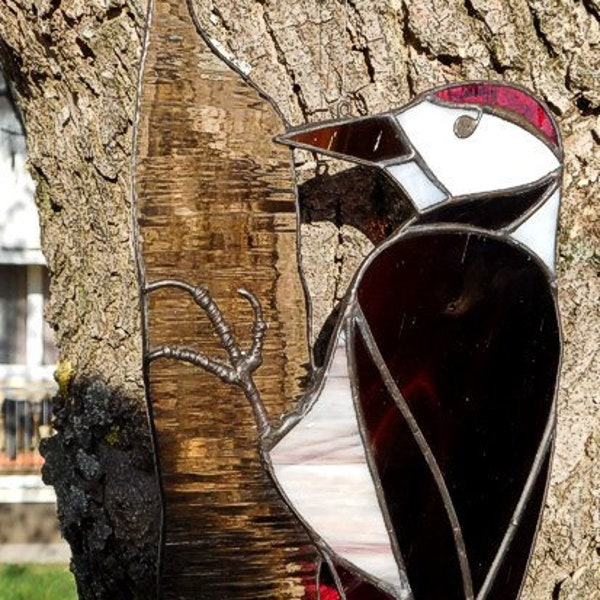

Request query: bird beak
[
  {"left": 275, "top": 115, "right": 410, "bottom": 165},
  {"left": 274, "top": 121, "right": 344, "bottom": 154}
]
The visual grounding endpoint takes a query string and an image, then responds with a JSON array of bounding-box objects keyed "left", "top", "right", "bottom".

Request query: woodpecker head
[{"left": 277, "top": 82, "right": 563, "bottom": 271}]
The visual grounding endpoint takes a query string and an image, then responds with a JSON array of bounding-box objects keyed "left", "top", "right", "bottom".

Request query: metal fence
[{"left": 0, "top": 392, "right": 54, "bottom": 472}]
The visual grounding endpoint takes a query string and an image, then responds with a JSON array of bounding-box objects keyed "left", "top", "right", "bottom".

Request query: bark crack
[
  {"left": 39, "top": 0, "right": 61, "bottom": 20},
  {"left": 565, "top": 53, "right": 600, "bottom": 116},
  {"left": 105, "top": 5, "right": 125, "bottom": 21},
  {"left": 580, "top": 0, "right": 600, "bottom": 20},
  {"left": 462, "top": 0, "right": 514, "bottom": 75},
  {"left": 552, "top": 579, "right": 563, "bottom": 599},
  {"left": 400, "top": 1, "right": 462, "bottom": 75},
  {"left": 0, "top": 38, "right": 30, "bottom": 98},
  {"left": 345, "top": 0, "right": 364, "bottom": 26},
  {"left": 331, "top": 195, "right": 346, "bottom": 306},
  {"left": 259, "top": 7, "right": 310, "bottom": 121},
  {"left": 488, "top": 49, "right": 512, "bottom": 75},
  {"left": 463, "top": 0, "right": 484, "bottom": 22},
  {"left": 345, "top": 10, "right": 376, "bottom": 85},
  {"left": 209, "top": 4, "right": 230, "bottom": 32},
  {"left": 400, "top": 3, "right": 416, "bottom": 96},
  {"left": 528, "top": 4, "right": 559, "bottom": 59},
  {"left": 75, "top": 36, "right": 96, "bottom": 61}
]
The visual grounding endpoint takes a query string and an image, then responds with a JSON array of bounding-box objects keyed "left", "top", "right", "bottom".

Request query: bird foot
[{"left": 144, "top": 279, "right": 270, "bottom": 434}]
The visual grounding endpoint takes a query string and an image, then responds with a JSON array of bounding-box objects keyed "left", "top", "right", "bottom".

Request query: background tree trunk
[{"left": 0, "top": 0, "right": 598, "bottom": 598}]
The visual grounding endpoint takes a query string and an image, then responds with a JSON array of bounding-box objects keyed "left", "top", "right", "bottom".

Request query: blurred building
[{"left": 0, "top": 69, "right": 57, "bottom": 507}]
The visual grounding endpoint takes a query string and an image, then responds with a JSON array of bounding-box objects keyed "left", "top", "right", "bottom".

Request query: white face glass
[
  {"left": 385, "top": 161, "right": 448, "bottom": 211},
  {"left": 396, "top": 101, "right": 559, "bottom": 198},
  {"left": 510, "top": 187, "right": 561, "bottom": 272}
]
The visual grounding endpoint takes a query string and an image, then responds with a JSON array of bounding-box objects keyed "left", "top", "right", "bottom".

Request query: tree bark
[{"left": 0, "top": 0, "right": 598, "bottom": 598}]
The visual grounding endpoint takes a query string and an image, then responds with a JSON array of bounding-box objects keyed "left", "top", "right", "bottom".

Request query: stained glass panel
[
  {"left": 135, "top": 14, "right": 564, "bottom": 591},
  {"left": 415, "top": 178, "right": 554, "bottom": 229}
]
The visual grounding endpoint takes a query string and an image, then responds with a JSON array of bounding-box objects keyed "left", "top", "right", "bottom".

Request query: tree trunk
[{"left": 0, "top": 0, "right": 598, "bottom": 598}]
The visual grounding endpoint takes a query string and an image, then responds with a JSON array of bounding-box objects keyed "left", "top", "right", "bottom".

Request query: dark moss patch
[{"left": 40, "top": 379, "right": 160, "bottom": 600}]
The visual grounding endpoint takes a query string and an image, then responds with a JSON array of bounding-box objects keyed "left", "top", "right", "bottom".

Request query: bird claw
[{"left": 144, "top": 279, "right": 270, "bottom": 434}]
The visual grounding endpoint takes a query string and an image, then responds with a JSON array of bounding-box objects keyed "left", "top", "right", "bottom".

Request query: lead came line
[
  {"left": 130, "top": 0, "right": 163, "bottom": 591},
  {"left": 475, "top": 415, "right": 556, "bottom": 598},
  {"left": 355, "top": 306, "right": 475, "bottom": 600},
  {"left": 346, "top": 319, "right": 414, "bottom": 600}
]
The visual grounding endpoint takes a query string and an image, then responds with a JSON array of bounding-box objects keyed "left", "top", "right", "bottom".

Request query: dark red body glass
[{"left": 353, "top": 230, "right": 560, "bottom": 598}]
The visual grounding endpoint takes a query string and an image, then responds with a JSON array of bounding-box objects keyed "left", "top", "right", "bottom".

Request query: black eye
[{"left": 454, "top": 114, "right": 478, "bottom": 138}]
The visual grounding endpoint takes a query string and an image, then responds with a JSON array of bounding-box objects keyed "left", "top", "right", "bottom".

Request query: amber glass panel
[
  {"left": 287, "top": 116, "right": 409, "bottom": 163},
  {"left": 135, "top": 0, "right": 312, "bottom": 597},
  {"left": 355, "top": 231, "right": 559, "bottom": 595},
  {"left": 353, "top": 331, "right": 465, "bottom": 600},
  {"left": 415, "top": 179, "right": 554, "bottom": 230}
]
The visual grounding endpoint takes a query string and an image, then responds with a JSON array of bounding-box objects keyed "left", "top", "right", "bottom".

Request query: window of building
[
  {"left": 0, "top": 68, "right": 57, "bottom": 474},
  {"left": 0, "top": 265, "right": 57, "bottom": 378}
]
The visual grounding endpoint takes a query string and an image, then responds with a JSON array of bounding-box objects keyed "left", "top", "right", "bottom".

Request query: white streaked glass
[
  {"left": 270, "top": 334, "right": 406, "bottom": 596},
  {"left": 396, "top": 101, "right": 560, "bottom": 197},
  {"left": 385, "top": 161, "right": 447, "bottom": 211},
  {"left": 510, "top": 187, "right": 560, "bottom": 272}
]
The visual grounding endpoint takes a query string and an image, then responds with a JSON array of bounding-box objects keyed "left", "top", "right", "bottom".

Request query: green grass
[{"left": 0, "top": 564, "right": 77, "bottom": 600}]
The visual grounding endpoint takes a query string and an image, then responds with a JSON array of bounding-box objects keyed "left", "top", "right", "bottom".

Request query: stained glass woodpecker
[{"left": 147, "top": 82, "right": 563, "bottom": 600}]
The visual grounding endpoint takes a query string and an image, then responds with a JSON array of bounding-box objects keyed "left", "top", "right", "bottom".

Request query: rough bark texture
[
  {"left": 0, "top": 0, "right": 148, "bottom": 395},
  {"left": 0, "top": 0, "right": 598, "bottom": 598},
  {"left": 0, "top": 1, "right": 160, "bottom": 597}
]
